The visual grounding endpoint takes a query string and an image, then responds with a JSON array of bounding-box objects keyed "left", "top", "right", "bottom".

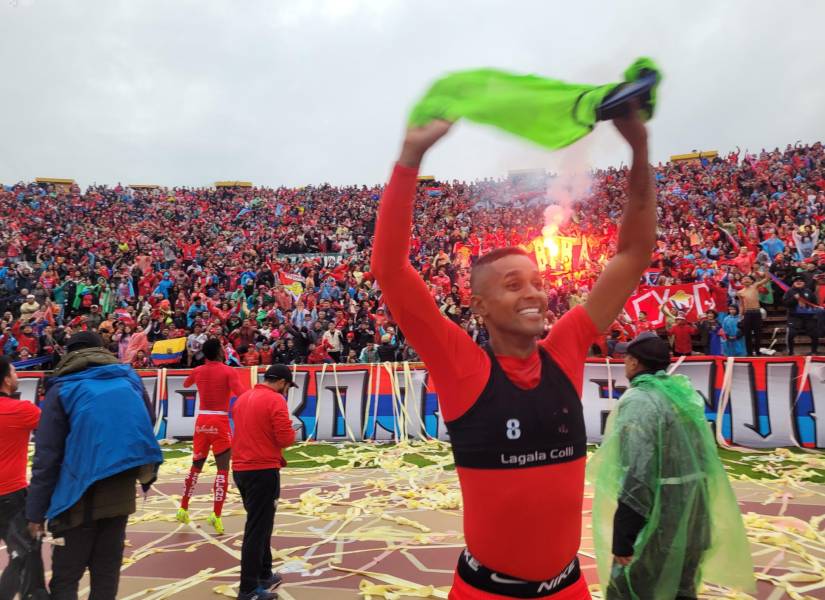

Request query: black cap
[
  {"left": 263, "top": 364, "right": 298, "bottom": 387},
  {"left": 66, "top": 331, "right": 104, "bottom": 353},
  {"left": 614, "top": 331, "right": 671, "bottom": 369}
]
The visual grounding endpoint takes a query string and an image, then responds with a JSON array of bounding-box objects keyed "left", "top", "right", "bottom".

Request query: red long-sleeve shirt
[
  {"left": 668, "top": 323, "right": 698, "bottom": 354},
  {"left": 0, "top": 396, "right": 41, "bottom": 495},
  {"left": 372, "top": 164, "right": 598, "bottom": 586},
  {"left": 232, "top": 384, "right": 296, "bottom": 470},
  {"left": 184, "top": 360, "right": 247, "bottom": 412}
]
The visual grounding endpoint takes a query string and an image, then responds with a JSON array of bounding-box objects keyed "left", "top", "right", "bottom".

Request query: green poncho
[
  {"left": 99, "top": 281, "right": 115, "bottom": 315},
  {"left": 409, "top": 58, "right": 661, "bottom": 150},
  {"left": 587, "top": 372, "right": 755, "bottom": 599},
  {"left": 71, "top": 283, "right": 101, "bottom": 310}
]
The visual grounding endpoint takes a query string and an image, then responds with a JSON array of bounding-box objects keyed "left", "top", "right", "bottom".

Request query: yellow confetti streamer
[{"left": 38, "top": 436, "right": 821, "bottom": 600}]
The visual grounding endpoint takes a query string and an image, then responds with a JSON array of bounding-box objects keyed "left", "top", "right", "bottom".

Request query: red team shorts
[{"left": 192, "top": 414, "right": 232, "bottom": 461}]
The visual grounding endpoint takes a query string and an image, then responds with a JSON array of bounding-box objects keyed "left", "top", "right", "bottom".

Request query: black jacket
[
  {"left": 769, "top": 262, "right": 794, "bottom": 286},
  {"left": 351, "top": 329, "right": 375, "bottom": 353},
  {"left": 257, "top": 270, "right": 275, "bottom": 288},
  {"left": 377, "top": 342, "right": 398, "bottom": 362},
  {"left": 783, "top": 287, "right": 818, "bottom": 315}
]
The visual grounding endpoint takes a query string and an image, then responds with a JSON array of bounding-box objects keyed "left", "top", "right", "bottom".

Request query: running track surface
[{"left": 2, "top": 451, "right": 823, "bottom": 599}]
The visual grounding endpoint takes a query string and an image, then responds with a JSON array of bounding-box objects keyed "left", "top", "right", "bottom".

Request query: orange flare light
[{"left": 542, "top": 226, "right": 560, "bottom": 257}]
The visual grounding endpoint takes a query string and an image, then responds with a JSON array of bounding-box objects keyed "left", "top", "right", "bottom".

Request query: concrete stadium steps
[{"left": 757, "top": 307, "right": 822, "bottom": 355}]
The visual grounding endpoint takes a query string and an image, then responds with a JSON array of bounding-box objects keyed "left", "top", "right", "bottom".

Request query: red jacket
[
  {"left": 0, "top": 396, "right": 41, "bottom": 495},
  {"left": 242, "top": 349, "right": 260, "bottom": 366},
  {"left": 669, "top": 323, "right": 698, "bottom": 354},
  {"left": 259, "top": 347, "right": 274, "bottom": 365},
  {"left": 307, "top": 340, "right": 332, "bottom": 364},
  {"left": 232, "top": 384, "right": 295, "bottom": 471}
]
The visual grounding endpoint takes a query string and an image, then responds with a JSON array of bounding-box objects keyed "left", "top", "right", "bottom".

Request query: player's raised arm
[
  {"left": 371, "top": 120, "right": 491, "bottom": 418},
  {"left": 585, "top": 109, "right": 657, "bottom": 332},
  {"left": 371, "top": 120, "right": 452, "bottom": 277},
  {"left": 370, "top": 120, "right": 462, "bottom": 352}
]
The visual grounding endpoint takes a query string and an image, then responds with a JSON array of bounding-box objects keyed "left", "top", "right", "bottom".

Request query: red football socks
[
  {"left": 181, "top": 466, "right": 202, "bottom": 510},
  {"left": 213, "top": 470, "right": 228, "bottom": 517}
]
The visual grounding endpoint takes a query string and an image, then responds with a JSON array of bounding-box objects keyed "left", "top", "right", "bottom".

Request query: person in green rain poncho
[
  {"left": 97, "top": 277, "right": 116, "bottom": 316},
  {"left": 587, "top": 332, "right": 755, "bottom": 599},
  {"left": 71, "top": 279, "right": 101, "bottom": 312}
]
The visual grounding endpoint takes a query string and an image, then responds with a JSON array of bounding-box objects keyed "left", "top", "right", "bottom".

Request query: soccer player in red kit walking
[
  {"left": 371, "top": 108, "right": 656, "bottom": 599},
  {"left": 176, "top": 338, "right": 247, "bottom": 534}
]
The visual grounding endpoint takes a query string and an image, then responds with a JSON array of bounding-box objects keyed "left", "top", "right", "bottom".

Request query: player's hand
[
  {"left": 399, "top": 120, "right": 453, "bottom": 169},
  {"left": 614, "top": 554, "right": 633, "bottom": 566},
  {"left": 28, "top": 522, "right": 44, "bottom": 540},
  {"left": 613, "top": 100, "right": 647, "bottom": 152}
]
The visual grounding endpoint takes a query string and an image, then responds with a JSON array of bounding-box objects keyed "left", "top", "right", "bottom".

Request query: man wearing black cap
[
  {"left": 589, "top": 332, "right": 754, "bottom": 598},
  {"left": 783, "top": 277, "right": 821, "bottom": 355},
  {"left": 25, "top": 331, "right": 162, "bottom": 600},
  {"left": 613, "top": 330, "right": 671, "bottom": 374},
  {"left": 231, "top": 364, "right": 297, "bottom": 600}
]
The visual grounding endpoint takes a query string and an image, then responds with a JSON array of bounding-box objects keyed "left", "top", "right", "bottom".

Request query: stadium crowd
[{"left": 1, "top": 141, "right": 824, "bottom": 369}]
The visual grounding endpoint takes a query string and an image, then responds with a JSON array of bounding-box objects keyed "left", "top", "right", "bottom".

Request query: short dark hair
[
  {"left": 203, "top": 338, "right": 222, "bottom": 361},
  {"left": 0, "top": 356, "right": 12, "bottom": 386},
  {"left": 470, "top": 247, "right": 532, "bottom": 293}
]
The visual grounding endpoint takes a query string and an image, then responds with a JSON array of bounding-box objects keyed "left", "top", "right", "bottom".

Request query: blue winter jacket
[{"left": 26, "top": 358, "right": 162, "bottom": 522}]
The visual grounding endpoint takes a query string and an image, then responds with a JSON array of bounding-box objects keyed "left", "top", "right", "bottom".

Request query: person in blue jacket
[
  {"left": 720, "top": 306, "right": 746, "bottom": 357},
  {"left": 25, "top": 331, "right": 162, "bottom": 600},
  {"left": 760, "top": 229, "right": 785, "bottom": 260},
  {"left": 152, "top": 272, "right": 174, "bottom": 299}
]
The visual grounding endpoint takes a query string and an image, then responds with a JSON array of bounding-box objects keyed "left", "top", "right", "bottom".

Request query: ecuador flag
[{"left": 151, "top": 337, "right": 186, "bottom": 366}]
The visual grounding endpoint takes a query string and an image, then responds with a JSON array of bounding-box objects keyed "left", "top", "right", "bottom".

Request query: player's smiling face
[{"left": 472, "top": 254, "right": 548, "bottom": 338}]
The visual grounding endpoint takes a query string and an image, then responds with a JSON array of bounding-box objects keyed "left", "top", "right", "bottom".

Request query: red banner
[{"left": 624, "top": 283, "right": 716, "bottom": 328}]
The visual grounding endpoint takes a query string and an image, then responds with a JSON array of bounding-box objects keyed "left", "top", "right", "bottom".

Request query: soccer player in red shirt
[
  {"left": 371, "top": 108, "right": 655, "bottom": 599},
  {"left": 176, "top": 339, "right": 247, "bottom": 534}
]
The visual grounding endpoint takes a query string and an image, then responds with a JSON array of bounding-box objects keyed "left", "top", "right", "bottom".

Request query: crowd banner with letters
[
  {"left": 15, "top": 356, "right": 824, "bottom": 449},
  {"left": 624, "top": 283, "right": 716, "bottom": 328}
]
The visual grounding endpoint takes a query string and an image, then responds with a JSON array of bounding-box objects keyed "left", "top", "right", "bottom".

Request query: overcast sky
[{"left": 1, "top": 0, "right": 823, "bottom": 188}]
